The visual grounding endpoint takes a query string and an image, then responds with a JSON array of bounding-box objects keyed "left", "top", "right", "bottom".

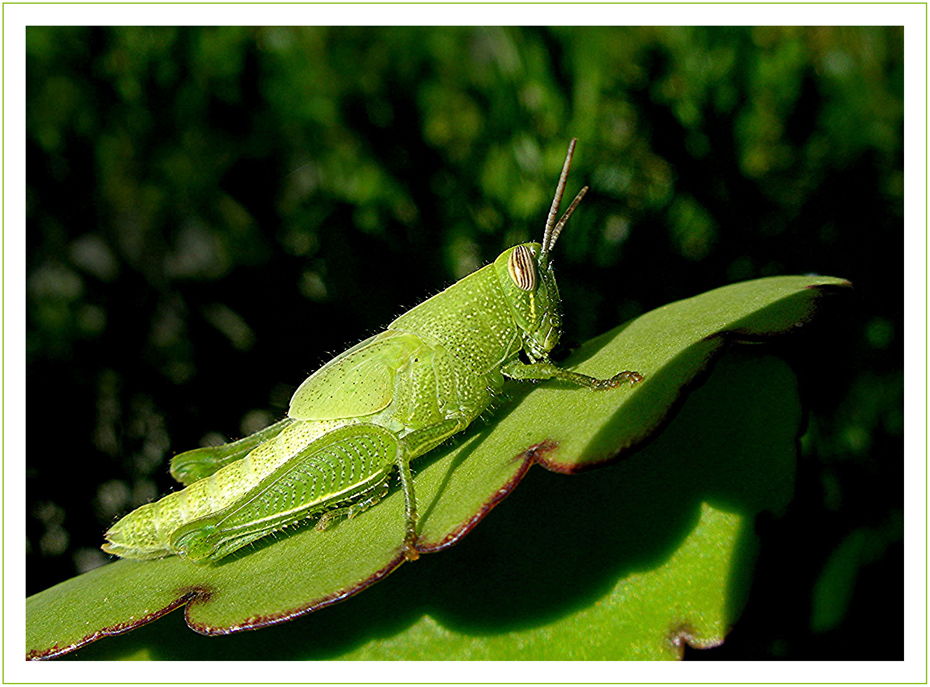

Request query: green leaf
[{"left": 27, "top": 275, "right": 849, "bottom": 660}]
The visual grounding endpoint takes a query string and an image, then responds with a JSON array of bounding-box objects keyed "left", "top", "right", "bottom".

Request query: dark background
[{"left": 26, "top": 26, "right": 903, "bottom": 659}]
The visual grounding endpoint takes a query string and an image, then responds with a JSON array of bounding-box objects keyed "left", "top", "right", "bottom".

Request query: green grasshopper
[{"left": 102, "top": 139, "right": 643, "bottom": 564}]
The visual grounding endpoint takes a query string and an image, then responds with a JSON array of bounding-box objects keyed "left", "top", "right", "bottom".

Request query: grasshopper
[{"left": 102, "top": 139, "right": 643, "bottom": 564}]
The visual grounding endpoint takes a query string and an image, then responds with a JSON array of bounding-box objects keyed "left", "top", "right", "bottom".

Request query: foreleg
[{"left": 501, "top": 360, "right": 642, "bottom": 389}]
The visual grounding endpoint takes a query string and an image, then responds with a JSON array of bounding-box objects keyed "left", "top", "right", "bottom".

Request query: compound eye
[{"left": 507, "top": 245, "right": 537, "bottom": 291}]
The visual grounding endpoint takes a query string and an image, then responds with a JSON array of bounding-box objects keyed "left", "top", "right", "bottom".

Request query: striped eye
[{"left": 507, "top": 245, "right": 537, "bottom": 291}]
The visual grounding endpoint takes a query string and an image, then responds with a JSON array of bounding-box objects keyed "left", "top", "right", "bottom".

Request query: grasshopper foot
[
  {"left": 593, "top": 370, "right": 643, "bottom": 389},
  {"left": 403, "top": 532, "right": 420, "bottom": 561},
  {"left": 619, "top": 370, "right": 644, "bottom": 387}
]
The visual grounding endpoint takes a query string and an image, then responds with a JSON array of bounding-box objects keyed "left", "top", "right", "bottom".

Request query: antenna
[
  {"left": 541, "top": 138, "right": 586, "bottom": 257},
  {"left": 546, "top": 185, "right": 588, "bottom": 255}
]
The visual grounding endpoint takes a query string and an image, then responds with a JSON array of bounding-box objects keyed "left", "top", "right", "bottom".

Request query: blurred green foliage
[{"left": 26, "top": 26, "right": 902, "bottom": 659}]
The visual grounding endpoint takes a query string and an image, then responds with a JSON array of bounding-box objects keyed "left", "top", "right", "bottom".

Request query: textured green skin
[{"left": 102, "top": 243, "right": 575, "bottom": 563}]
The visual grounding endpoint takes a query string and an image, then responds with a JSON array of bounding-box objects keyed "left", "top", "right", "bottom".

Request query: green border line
[{"left": 10, "top": 12, "right": 924, "bottom": 676}]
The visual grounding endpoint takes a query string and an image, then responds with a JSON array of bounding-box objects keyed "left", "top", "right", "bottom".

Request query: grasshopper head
[
  {"left": 494, "top": 242, "right": 562, "bottom": 361},
  {"left": 494, "top": 138, "right": 588, "bottom": 362}
]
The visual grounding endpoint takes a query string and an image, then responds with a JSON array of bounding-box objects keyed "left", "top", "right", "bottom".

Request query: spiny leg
[
  {"left": 292, "top": 417, "right": 466, "bottom": 559},
  {"left": 395, "top": 443, "right": 419, "bottom": 561},
  {"left": 347, "top": 480, "right": 391, "bottom": 519},
  {"left": 315, "top": 480, "right": 391, "bottom": 531},
  {"left": 312, "top": 430, "right": 435, "bottom": 562},
  {"left": 313, "top": 419, "right": 462, "bottom": 561},
  {"left": 393, "top": 417, "right": 469, "bottom": 561}
]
